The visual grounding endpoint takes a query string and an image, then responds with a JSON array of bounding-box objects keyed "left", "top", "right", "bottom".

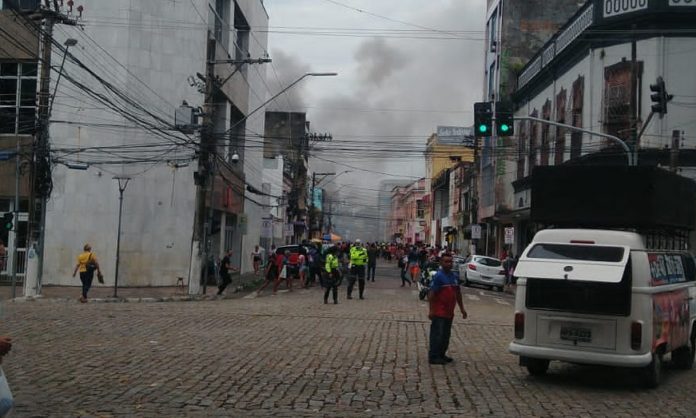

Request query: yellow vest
[
  {"left": 350, "top": 246, "right": 368, "bottom": 266},
  {"left": 325, "top": 253, "right": 339, "bottom": 272}
]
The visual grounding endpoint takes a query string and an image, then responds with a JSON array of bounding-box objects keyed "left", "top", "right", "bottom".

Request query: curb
[{"left": 9, "top": 287, "right": 251, "bottom": 304}]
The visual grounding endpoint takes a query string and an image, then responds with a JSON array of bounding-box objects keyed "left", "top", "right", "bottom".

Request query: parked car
[{"left": 459, "top": 255, "right": 506, "bottom": 292}]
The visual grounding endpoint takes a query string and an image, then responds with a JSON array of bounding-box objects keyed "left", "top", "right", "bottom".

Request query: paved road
[{"left": 2, "top": 262, "right": 695, "bottom": 417}]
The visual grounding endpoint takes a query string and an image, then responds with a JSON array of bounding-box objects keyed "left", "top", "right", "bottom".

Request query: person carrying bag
[{"left": 72, "top": 244, "right": 103, "bottom": 303}]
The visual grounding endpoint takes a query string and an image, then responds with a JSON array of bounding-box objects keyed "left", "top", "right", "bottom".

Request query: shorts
[
  {"left": 253, "top": 256, "right": 261, "bottom": 262},
  {"left": 409, "top": 264, "right": 420, "bottom": 276},
  {"left": 300, "top": 265, "right": 309, "bottom": 273}
]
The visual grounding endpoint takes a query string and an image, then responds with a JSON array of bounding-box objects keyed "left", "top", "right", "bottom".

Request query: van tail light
[
  {"left": 631, "top": 321, "right": 642, "bottom": 350},
  {"left": 514, "top": 312, "right": 524, "bottom": 339},
  {"left": 468, "top": 264, "right": 477, "bottom": 270}
]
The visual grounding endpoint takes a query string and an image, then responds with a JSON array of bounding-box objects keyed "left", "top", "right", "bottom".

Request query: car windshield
[
  {"left": 527, "top": 244, "right": 624, "bottom": 262},
  {"left": 474, "top": 257, "right": 501, "bottom": 267}
]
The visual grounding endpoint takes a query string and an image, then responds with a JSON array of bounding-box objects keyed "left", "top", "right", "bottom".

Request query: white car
[{"left": 459, "top": 255, "right": 506, "bottom": 292}]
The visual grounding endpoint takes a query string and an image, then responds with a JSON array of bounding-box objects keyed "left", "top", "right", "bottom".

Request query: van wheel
[
  {"left": 526, "top": 359, "right": 549, "bottom": 376},
  {"left": 463, "top": 274, "right": 469, "bottom": 287},
  {"left": 643, "top": 352, "right": 662, "bottom": 388},
  {"left": 672, "top": 334, "right": 696, "bottom": 370}
]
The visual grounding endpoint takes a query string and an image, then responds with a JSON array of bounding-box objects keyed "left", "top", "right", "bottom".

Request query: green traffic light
[
  {"left": 500, "top": 124, "right": 509, "bottom": 132},
  {"left": 478, "top": 125, "right": 487, "bottom": 133}
]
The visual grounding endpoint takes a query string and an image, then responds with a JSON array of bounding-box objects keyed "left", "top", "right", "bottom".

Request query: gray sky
[{"left": 263, "top": 0, "right": 487, "bottom": 238}]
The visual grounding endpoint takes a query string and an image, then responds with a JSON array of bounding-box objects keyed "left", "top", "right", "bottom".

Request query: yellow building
[{"left": 425, "top": 133, "right": 475, "bottom": 180}]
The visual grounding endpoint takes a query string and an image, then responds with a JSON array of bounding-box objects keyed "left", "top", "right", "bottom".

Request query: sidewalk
[{"left": 0, "top": 272, "right": 263, "bottom": 303}]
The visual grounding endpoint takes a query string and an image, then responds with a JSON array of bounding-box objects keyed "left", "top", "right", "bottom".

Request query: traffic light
[
  {"left": 650, "top": 76, "right": 673, "bottom": 118},
  {"left": 495, "top": 101, "right": 514, "bottom": 136},
  {"left": 1, "top": 213, "right": 13, "bottom": 232},
  {"left": 474, "top": 102, "right": 493, "bottom": 138}
]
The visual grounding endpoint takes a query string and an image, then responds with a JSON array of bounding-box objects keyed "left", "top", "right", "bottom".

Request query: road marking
[
  {"left": 493, "top": 298, "right": 510, "bottom": 306},
  {"left": 466, "top": 294, "right": 480, "bottom": 301}
]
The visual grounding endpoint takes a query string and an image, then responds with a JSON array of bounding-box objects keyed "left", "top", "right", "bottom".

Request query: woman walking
[
  {"left": 72, "top": 244, "right": 103, "bottom": 303},
  {"left": 251, "top": 245, "right": 262, "bottom": 275}
]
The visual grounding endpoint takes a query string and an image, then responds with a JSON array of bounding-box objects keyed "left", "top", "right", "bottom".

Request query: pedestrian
[
  {"left": 398, "top": 252, "right": 411, "bottom": 287},
  {"left": 272, "top": 250, "right": 291, "bottom": 294},
  {"left": 217, "top": 249, "right": 239, "bottom": 296},
  {"left": 256, "top": 250, "right": 280, "bottom": 296},
  {"left": 298, "top": 247, "right": 309, "bottom": 288},
  {"left": 251, "top": 245, "right": 262, "bottom": 275},
  {"left": 408, "top": 246, "right": 420, "bottom": 284},
  {"left": 324, "top": 246, "right": 341, "bottom": 304},
  {"left": 72, "top": 243, "right": 103, "bottom": 303},
  {"left": 348, "top": 239, "right": 369, "bottom": 299},
  {"left": 428, "top": 253, "right": 467, "bottom": 365},
  {"left": 307, "top": 245, "right": 322, "bottom": 287},
  {"left": 367, "top": 243, "right": 378, "bottom": 282}
]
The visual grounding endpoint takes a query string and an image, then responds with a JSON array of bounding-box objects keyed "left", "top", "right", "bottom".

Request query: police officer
[
  {"left": 348, "top": 239, "right": 369, "bottom": 299},
  {"left": 324, "top": 246, "right": 340, "bottom": 304}
]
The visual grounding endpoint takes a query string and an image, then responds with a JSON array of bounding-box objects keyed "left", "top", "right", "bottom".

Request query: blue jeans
[{"left": 429, "top": 316, "right": 453, "bottom": 361}]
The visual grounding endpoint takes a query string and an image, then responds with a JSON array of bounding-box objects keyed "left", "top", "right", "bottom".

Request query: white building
[
  {"left": 43, "top": 0, "right": 269, "bottom": 288},
  {"left": 509, "top": 0, "right": 696, "bottom": 253}
]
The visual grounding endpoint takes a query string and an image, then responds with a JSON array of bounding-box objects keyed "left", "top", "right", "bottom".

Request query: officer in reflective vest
[
  {"left": 324, "top": 246, "right": 340, "bottom": 304},
  {"left": 348, "top": 239, "right": 369, "bottom": 299}
]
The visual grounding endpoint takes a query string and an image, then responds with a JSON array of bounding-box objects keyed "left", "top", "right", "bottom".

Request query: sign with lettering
[
  {"left": 603, "top": 0, "right": 648, "bottom": 18},
  {"left": 670, "top": 0, "right": 696, "bottom": 6},
  {"left": 648, "top": 253, "right": 686, "bottom": 286},
  {"left": 504, "top": 227, "right": 515, "bottom": 245},
  {"left": 261, "top": 219, "right": 272, "bottom": 239},
  {"left": 471, "top": 224, "right": 482, "bottom": 240}
]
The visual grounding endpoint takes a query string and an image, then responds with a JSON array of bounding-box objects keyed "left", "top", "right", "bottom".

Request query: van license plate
[{"left": 560, "top": 327, "right": 592, "bottom": 343}]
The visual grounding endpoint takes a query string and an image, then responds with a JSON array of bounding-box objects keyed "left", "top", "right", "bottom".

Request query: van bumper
[{"left": 508, "top": 342, "right": 652, "bottom": 368}]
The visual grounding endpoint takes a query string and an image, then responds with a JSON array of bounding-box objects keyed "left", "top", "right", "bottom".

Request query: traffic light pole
[{"left": 515, "top": 116, "right": 635, "bottom": 166}]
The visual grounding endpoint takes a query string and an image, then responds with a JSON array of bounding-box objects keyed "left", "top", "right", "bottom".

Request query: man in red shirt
[{"left": 428, "top": 253, "right": 467, "bottom": 365}]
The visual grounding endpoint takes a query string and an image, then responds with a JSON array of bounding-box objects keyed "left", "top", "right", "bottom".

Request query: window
[
  {"left": 416, "top": 200, "right": 424, "bottom": 218},
  {"left": 0, "top": 62, "right": 37, "bottom": 134},
  {"left": 603, "top": 61, "right": 642, "bottom": 143},
  {"left": 1, "top": 0, "right": 39, "bottom": 10},
  {"left": 540, "top": 101, "right": 551, "bottom": 166},
  {"left": 571, "top": 77, "right": 584, "bottom": 159},
  {"left": 488, "top": 10, "right": 497, "bottom": 52},
  {"left": 555, "top": 89, "right": 567, "bottom": 165},
  {"left": 527, "top": 244, "right": 624, "bottom": 262}
]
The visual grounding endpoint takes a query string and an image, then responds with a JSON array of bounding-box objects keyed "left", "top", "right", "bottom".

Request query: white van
[{"left": 509, "top": 229, "right": 696, "bottom": 387}]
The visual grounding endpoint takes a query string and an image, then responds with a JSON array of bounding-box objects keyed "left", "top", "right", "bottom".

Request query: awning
[{"left": 323, "top": 233, "right": 342, "bottom": 242}]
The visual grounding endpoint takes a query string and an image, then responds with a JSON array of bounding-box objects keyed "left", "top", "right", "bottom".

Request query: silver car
[{"left": 459, "top": 255, "right": 506, "bottom": 292}]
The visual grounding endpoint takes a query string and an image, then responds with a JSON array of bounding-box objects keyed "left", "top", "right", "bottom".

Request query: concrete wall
[{"left": 43, "top": 0, "right": 212, "bottom": 286}]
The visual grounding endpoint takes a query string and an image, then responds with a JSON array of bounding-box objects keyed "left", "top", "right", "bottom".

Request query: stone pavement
[
  {"left": 0, "top": 263, "right": 695, "bottom": 417},
  {"left": 0, "top": 272, "right": 260, "bottom": 302}
]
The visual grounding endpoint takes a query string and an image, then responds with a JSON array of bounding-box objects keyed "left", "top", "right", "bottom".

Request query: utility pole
[
  {"left": 191, "top": 38, "right": 216, "bottom": 295},
  {"left": 26, "top": 2, "right": 78, "bottom": 297}
]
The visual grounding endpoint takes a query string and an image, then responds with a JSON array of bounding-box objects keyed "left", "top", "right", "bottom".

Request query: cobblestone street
[{"left": 2, "top": 264, "right": 696, "bottom": 417}]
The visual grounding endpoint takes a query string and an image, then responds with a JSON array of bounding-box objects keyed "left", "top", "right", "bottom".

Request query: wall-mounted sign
[
  {"left": 670, "top": 0, "right": 696, "bottom": 6},
  {"left": 504, "top": 227, "right": 515, "bottom": 245},
  {"left": 603, "top": 0, "right": 648, "bottom": 18},
  {"left": 471, "top": 224, "right": 482, "bottom": 240}
]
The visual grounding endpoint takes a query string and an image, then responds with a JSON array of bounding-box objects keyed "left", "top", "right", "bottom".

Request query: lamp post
[{"left": 113, "top": 176, "right": 130, "bottom": 298}]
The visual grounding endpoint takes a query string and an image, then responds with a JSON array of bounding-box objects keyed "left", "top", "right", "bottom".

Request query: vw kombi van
[{"left": 509, "top": 229, "right": 696, "bottom": 388}]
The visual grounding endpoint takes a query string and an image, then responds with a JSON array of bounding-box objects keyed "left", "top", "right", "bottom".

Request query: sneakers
[{"left": 444, "top": 356, "right": 454, "bottom": 363}]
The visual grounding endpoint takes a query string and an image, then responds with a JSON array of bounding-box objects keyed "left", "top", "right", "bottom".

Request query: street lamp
[
  {"left": 225, "top": 72, "right": 338, "bottom": 134},
  {"left": 113, "top": 176, "right": 131, "bottom": 298},
  {"left": 48, "top": 38, "right": 77, "bottom": 118}
]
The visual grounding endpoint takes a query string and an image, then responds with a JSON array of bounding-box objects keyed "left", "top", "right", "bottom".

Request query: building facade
[
  {"left": 41, "top": 0, "right": 269, "bottom": 288},
  {"left": 479, "top": 0, "right": 584, "bottom": 257},
  {"left": 509, "top": 0, "right": 696, "bottom": 255}
]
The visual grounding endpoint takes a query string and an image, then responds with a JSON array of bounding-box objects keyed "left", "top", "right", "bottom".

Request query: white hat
[{"left": 355, "top": 239, "right": 362, "bottom": 244}]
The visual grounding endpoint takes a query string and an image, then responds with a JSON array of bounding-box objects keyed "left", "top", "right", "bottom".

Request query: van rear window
[
  {"left": 526, "top": 261, "right": 632, "bottom": 316},
  {"left": 527, "top": 244, "right": 624, "bottom": 262}
]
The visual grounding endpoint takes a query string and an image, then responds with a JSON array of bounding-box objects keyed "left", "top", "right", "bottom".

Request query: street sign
[
  {"left": 261, "top": 219, "right": 272, "bottom": 238},
  {"left": 471, "top": 224, "right": 482, "bottom": 240},
  {"left": 505, "top": 227, "right": 515, "bottom": 245},
  {"left": 284, "top": 223, "right": 294, "bottom": 237}
]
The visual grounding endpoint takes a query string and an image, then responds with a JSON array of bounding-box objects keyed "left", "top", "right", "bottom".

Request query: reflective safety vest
[
  {"left": 350, "top": 246, "right": 368, "bottom": 266},
  {"left": 325, "top": 253, "right": 339, "bottom": 272}
]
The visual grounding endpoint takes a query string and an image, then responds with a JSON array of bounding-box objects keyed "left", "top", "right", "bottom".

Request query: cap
[{"left": 355, "top": 239, "right": 361, "bottom": 244}]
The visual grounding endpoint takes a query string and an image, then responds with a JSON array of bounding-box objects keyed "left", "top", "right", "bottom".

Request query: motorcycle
[{"left": 417, "top": 261, "right": 440, "bottom": 300}]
